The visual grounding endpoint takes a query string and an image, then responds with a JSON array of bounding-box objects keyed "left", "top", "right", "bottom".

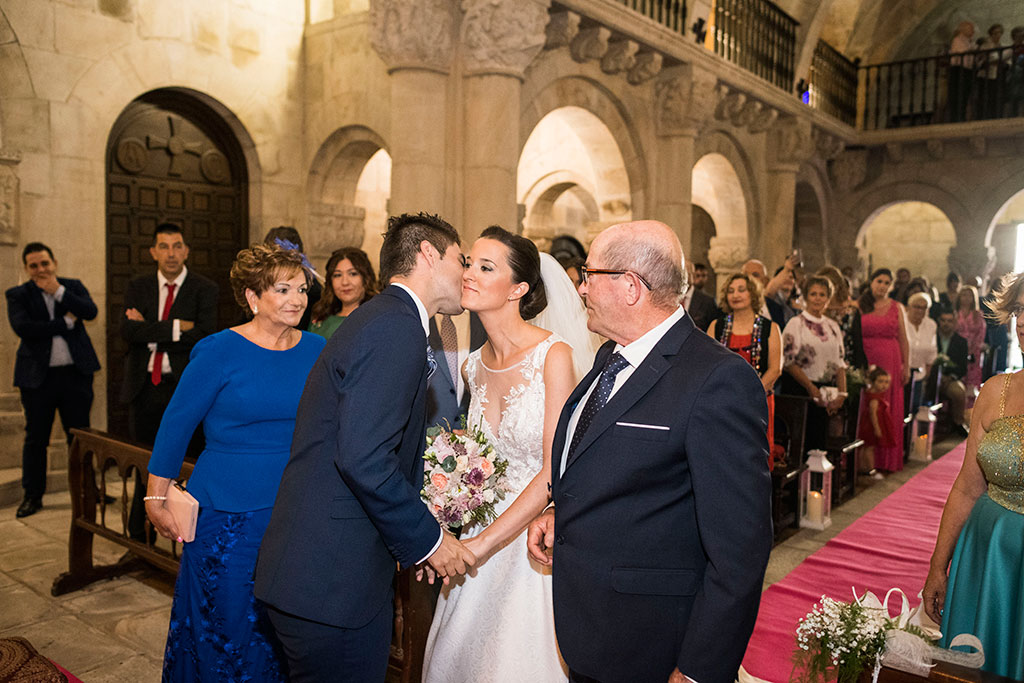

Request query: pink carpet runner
[{"left": 741, "top": 443, "right": 967, "bottom": 682}]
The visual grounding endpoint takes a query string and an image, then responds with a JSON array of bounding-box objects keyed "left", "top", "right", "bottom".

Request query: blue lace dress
[
  {"left": 940, "top": 372, "right": 1024, "bottom": 679},
  {"left": 148, "top": 330, "right": 325, "bottom": 682}
]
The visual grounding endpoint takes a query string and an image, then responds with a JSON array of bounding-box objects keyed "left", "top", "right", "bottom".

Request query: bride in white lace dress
[{"left": 421, "top": 228, "right": 596, "bottom": 683}]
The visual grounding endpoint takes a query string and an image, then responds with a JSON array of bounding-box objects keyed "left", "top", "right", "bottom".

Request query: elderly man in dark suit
[
  {"left": 529, "top": 221, "right": 772, "bottom": 683},
  {"left": 121, "top": 223, "right": 217, "bottom": 541},
  {"left": 6, "top": 243, "right": 100, "bottom": 518}
]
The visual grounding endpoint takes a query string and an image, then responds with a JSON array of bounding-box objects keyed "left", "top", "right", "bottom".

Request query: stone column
[
  {"left": 460, "top": 0, "right": 550, "bottom": 236},
  {"left": 0, "top": 151, "right": 21, "bottom": 469},
  {"left": 652, "top": 65, "right": 719, "bottom": 257},
  {"left": 370, "top": 0, "right": 456, "bottom": 217},
  {"left": 763, "top": 117, "right": 815, "bottom": 270}
]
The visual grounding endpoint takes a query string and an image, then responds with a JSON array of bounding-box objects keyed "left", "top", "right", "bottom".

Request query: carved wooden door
[{"left": 105, "top": 94, "right": 247, "bottom": 439}]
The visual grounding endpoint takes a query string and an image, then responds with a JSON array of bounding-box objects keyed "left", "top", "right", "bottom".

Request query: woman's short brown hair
[
  {"left": 718, "top": 272, "right": 764, "bottom": 314},
  {"left": 803, "top": 275, "right": 834, "bottom": 300},
  {"left": 230, "top": 243, "right": 307, "bottom": 315},
  {"left": 986, "top": 272, "right": 1024, "bottom": 324}
]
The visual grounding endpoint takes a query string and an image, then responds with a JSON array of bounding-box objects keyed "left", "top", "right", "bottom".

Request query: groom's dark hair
[{"left": 379, "top": 212, "right": 461, "bottom": 284}]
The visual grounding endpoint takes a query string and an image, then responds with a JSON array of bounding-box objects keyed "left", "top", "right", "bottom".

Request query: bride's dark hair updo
[{"left": 480, "top": 225, "right": 547, "bottom": 320}]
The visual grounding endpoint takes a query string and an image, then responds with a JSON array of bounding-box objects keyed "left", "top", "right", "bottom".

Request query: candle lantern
[
  {"left": 799, "top": 449, "right": 834, "bottom": 530},
  {"left": 909, "top": 404, "right": 936, "bottom": 462}
]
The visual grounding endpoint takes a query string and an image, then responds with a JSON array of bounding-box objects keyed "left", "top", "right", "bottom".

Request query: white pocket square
[{"left": 615, "top": 421, "right": 670, "bottom": 431}]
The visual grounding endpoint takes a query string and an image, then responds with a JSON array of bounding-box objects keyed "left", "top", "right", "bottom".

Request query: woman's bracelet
[{"left": 143, "top": 495, "right": 167, "bottom": 502}]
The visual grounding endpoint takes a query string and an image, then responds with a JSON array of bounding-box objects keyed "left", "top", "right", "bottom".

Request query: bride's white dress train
[{"left": 421, "top": 334, "right": 569, "bottom": 683}]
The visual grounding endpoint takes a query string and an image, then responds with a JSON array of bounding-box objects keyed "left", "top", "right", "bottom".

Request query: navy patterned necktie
[
  {"left": 426, "top": 345, "right": 437, "bottom": 380},
  {"left": 567, "top": 352, "right": 631, "bottom": 460}
]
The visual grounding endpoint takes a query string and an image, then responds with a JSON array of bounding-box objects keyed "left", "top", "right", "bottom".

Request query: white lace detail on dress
[{"left": 465, "top": 334, "right": 560, "bottom": 496}]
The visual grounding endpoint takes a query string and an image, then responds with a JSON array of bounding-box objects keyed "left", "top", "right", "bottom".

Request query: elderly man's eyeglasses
[{"left": 579, "top": 266, "right": 652, "bottom": 290}]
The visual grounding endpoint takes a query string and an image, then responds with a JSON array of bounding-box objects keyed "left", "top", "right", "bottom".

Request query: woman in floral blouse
[{"left": 782, "top": 275, "right": 848, "bottom": 450}]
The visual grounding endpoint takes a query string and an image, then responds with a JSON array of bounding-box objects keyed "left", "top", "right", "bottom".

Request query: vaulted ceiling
[{"left": 773, "top": 0, "right": 1024, "bottom": 66}]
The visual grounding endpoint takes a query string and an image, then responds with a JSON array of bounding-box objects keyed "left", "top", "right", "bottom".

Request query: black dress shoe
[{"left": 16, "top": 497, "right": 42, "bottom": 518}]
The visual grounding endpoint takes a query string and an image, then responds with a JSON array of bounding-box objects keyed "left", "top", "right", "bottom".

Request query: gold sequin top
[{"left": 977, "top": 373, "right": 1024, "bottom": 514}]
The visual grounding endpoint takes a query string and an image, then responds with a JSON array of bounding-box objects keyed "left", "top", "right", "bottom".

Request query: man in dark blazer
[
  {"left": 932, "top": 310, "right": 970, "bottom": 433},
  {"left": 255, "top": 213, "right": 476, "bottom": 680},
  {"left": 6, "top": 243, "right": 100, "bottom": 518},
  {"left": 427, "top": 311, "right": 486, "bottom": 428},
  {"left": 121, "top": 223, "right": 218, "bottom": 540},
  {"left": 681, "top": 276, "right": 720, "bottom": 333},
  {"left": 528, "top": 221, "right": 772, "bottom": 683}
]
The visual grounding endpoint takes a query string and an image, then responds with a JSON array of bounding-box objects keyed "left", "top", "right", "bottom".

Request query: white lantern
[
  {"left": 799, "top": 449, "right": 834, "bottom": 530},
  {"left": 909, "top": 404, "right": 936, "bottom": 462}
]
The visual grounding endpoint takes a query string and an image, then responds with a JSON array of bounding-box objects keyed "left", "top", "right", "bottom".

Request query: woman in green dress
[
  {"left": 923, "top": 271, "right": 1024, "bottom": 679},
  {"left": 308, "top": 247, "right": 378, "bottom": 339}
]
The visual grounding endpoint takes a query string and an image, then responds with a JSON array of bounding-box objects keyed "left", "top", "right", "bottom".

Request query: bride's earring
[{"left": 252, "top": 304, "right": 259, "bottom": 315}]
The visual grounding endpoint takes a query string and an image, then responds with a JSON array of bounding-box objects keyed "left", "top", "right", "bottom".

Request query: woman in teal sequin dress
[{"left": 923, "top": 272, "right": 1024, "bottom": 679}]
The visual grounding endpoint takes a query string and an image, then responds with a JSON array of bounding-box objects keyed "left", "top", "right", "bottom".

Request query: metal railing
[
  {"left": 613, "top": 0, "right": 686, "bottom": 33},
  {"left": 712, "top": 0, "right": 798, "bottom": 91},
  {"left": 859, "top": 45, "right": 1024, "bottom": 130},
  {"left": 808, "top": 39, "right": 858, "bottom": 126}
]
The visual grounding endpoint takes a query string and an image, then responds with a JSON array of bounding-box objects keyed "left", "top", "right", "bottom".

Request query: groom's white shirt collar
[{"left": 391, "top": 283, "right": 429, "bottom": 336}]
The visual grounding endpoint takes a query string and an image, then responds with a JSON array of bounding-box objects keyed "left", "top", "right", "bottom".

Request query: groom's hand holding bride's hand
[
  {"left": 423, "top": 531, "right": 476, "bottom": 584},
  {"left": 527, "top": 508, "right": 555, "bottom": 566}
]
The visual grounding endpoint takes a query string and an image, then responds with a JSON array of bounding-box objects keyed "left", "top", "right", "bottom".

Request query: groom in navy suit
[
  {"left": 255, "top": 213, "right": 476, "bottom": 681},
  {"left": 529, "top": 221, "right": 772, "bottom": 683}
]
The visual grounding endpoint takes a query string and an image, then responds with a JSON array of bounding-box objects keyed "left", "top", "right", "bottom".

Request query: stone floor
[{"left": 0, "top": 437, "right": 963, "bottom": 681}]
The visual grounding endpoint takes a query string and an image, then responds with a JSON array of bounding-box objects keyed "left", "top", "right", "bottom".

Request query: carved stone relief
[
  {"left": 707, "top": 236, "right": 749, "bottom": 274},
  {"left": 306, "top": 202, "right": 367, "bottom": 258},
  {"left": 462, "top": 0, "right": 550, "bottom": 77},
  {"left": 655, "top": 65, "right": 718, "bottom": 137},
  {"left": 0, "top": 164, "right": 18, "bottom": 246},
  {"left": 544, "top": 9, "right": 579, "bottom": 50},
  {"left": 626, "top": 51, "right": 662, "bottom": 84},
  {"left": 600, "top": 40, "right": 637, "bottom": 75},
  {"left": 768, "top": 117, "right": 815, "bottom": 168},
  {"left": 369, "top": 0, "right": 455, "bottom": 72},
  {"left": 829, "top": 148, "right": 868, "bottom": 192},
  {"left": 570, "top": 26, "right": 610, "bottom": 63}
]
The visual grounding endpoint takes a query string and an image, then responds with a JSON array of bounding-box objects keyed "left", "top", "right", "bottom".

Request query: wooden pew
[{"left": 53, "top": 429, "right": 437, "bottom": 682}]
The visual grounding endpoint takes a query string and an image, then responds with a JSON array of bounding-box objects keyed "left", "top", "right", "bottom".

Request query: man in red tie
[{"left": 121, "top": 223, "right": 218, "bottom": 541}]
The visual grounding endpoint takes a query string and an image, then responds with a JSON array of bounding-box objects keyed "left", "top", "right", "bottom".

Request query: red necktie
[{"left": 151, "top": 282, "right": 176, "bottom": 386}]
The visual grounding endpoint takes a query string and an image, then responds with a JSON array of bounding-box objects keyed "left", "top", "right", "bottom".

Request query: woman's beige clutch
[{"left": 166, "top": 481, "right": 198, "bottom": 543}]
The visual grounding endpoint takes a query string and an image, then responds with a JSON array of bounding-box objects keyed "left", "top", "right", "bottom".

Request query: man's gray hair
[{"left": 602, "top": 232, "right": 685, "bottom": 308}]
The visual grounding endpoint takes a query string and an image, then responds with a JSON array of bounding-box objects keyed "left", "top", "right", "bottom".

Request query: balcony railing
[
  {"left": 859, "top": 46, "right": 1024, "bottom": 130},
  {"left": 808, "top": 39, "right": 858, "bottom": 126},
  {"left": 613, "top": 0, "right": 686, "bottom": 34},
  {"left": 712, "top": 0, "right": 798, "bottom": 91}
]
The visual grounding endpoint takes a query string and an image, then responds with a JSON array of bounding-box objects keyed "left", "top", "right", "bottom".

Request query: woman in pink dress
[
  {"left": 956, "top": 285, "right": 987, "bottom": 398},
  {"left": 858, "top": 269, "right": 910, "bottom": 472}
]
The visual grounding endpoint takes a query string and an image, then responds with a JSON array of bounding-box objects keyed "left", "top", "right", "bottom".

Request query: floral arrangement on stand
[
  {"left": 792, "top": 588, "right": 984, "bottom": 683},
  {"left": 421, "top": 421, "right": 510, "bottom": 531}
]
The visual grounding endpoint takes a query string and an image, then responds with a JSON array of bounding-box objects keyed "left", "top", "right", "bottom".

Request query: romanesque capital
[
  {"left": 829, "top": 148, "right": 868, "bottom": 192},
  {"left": 370, "top": 0, "right": 456, "bottom": 73},
  {"left": 813, "top": 127, "right": 845, "bottom": 160},
  {"left": 767, "top": 116, "right": 816, "bottom": 169},
  {"left": 462, "top": 0, "right": 551, "bottom": 78},
  {"left": 0, "top": 163, "right": 19, "bottom": 247},
  {"left": 654, "top": 65, "right": 719, "bottom": 137},
  {"left": 707, "top": 235, "right": 749, "bottom": 274}
]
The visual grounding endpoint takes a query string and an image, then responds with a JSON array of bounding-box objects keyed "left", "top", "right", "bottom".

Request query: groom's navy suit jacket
[
  {"left": 255, "top": 286, "right": 441, "bottom": 628},
  {"left": 551, "top": 313, "right": 773, "bottom": 683}
]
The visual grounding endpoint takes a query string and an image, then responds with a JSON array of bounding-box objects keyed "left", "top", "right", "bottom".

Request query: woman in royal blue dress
[
  {"left": 923, "top": 271, "right": 1024, "bottom": 680},
  {"left": 144, "top": 243, "right": 325, "bottom": 682}
]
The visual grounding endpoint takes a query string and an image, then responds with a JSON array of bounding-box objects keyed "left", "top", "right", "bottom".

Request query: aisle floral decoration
[
  {"left": 421, "top": 420, "right": 510, "bottom": 531},
  {"left": 792, "top": 589, "right": 935, "bottom": 683}
]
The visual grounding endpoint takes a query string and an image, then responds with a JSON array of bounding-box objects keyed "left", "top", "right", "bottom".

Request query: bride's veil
[{"left": 532, "top": 252, "right": 602, "bottom": 381}]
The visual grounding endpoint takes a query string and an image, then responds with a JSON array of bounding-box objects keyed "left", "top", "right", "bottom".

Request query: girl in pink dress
[
  {"left": 858, "top": 366, "right": 896, "bottom": 478},
  {"left": 858, "top": 269, "right": 910, "bottom": 472},
  {"left": 956, "top": 285, "right": 987, "bottom": 399}
]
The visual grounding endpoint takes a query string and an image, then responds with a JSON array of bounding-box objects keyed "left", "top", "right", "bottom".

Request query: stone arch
[
  {"left": 518, "top": 106, "right": 631, "bottom": 249},
  {"left": 983, "top": 183, "right": 1024, "bottom": 286},
  {"left": 846, "top": 181, "right": 976, "bottom": 278},
  {"left": 520, "top": 74, "right": 648, "bottom": 229},
  {"left": 794, "top": 163, "right": 830, "bottom": 272},
  {"left": 306, "top": 125, "right": 391, "bottom": 270},
  {"left": 856, "top": 201, "right": 958, "bottom": 285},
  {"left": 691, "top": 128, "right": 761, "bottom": 277}
]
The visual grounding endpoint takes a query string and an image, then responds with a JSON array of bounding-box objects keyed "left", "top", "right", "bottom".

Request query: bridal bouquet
[{"left": 421, "top": 422, "right": 510, "bottom": 530}]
